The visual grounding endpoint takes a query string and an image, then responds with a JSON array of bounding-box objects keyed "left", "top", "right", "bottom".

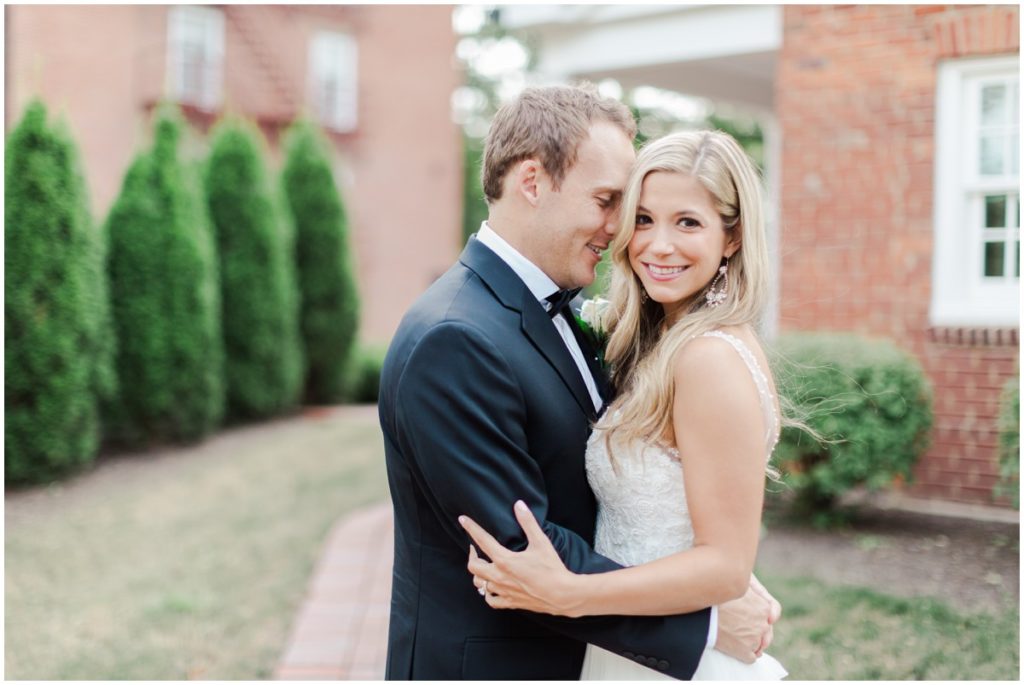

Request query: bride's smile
[{"left": 628, "top": 171, "right": 739, "bottom": 318}]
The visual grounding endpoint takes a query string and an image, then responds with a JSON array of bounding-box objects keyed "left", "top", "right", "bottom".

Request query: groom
[{"left": 379, "top": 85, "right": 777, "bottom": 680}]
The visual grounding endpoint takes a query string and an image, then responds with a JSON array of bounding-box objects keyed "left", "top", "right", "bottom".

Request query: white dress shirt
[{"left": 474, "top": 222, "right": 718, "bottom": 650}]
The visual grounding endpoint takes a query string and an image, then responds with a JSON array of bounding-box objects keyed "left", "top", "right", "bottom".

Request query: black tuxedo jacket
[{"left": 378, "top": 237, "right": 710, "bottom": 680}]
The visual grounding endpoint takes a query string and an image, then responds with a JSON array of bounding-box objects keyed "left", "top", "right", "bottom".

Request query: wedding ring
[{"left": 479, "top": 580, "right": 488, "bottom": 596}]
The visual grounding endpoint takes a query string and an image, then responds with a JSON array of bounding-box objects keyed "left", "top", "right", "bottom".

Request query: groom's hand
[
  {"left": 714, "top": 577, "right": 774, "bottom": 664},
  {"left": 749, "top": 573, "right": 782, "bottom": 624}
]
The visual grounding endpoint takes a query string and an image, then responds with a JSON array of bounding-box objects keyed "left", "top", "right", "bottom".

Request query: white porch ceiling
[{"left": 499, "top": 4, "right": 781, "bottom": 111}]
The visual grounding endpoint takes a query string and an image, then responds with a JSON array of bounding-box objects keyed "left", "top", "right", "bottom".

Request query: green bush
[
  {"left": 281, "top": 120, "right": 359, "bottom": 403},
  {"left": 461, "top": 133, "right": 487, "bottom": 245},
  {"left": 347, "top": 344, "right": 387, "bottom": 404},
  {"left": 104, "top": 106, "right": 224, "bottom": 445},
  {"left": 995, "top": 376, "right": 1019, "bottom": 509},
  {"left": 204, "top": 118, "right": 304, "bottom": 420},
  {"left": 5, "top": 100, "right": 116, "bottom": 483},
  {"left": 771, "top": 332, "right": 933, "bottom": 517}
]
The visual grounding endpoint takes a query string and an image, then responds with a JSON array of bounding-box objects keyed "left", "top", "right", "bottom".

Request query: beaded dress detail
[{"left": 579, "top": 331, "right": 786, "bottom": 681}]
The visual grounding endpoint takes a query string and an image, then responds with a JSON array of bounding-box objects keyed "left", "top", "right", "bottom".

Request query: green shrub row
[
  {"left": 104, "top": 107, "right": 225, "bottom": 445},
  {"left": 205, "top": 118, "right": 304, "bottom": 421},
  {"left": 5, "top": 101, "right": 116, "bottom": 481},
  {"left": 6, "top": 101, "right": 366, "bottom": 483},
  {"left": 770, "top": 332, "right": 934, "bottom": 520},
  {"left": 282, "top": 121, "right": 360, "bottom": 404}
]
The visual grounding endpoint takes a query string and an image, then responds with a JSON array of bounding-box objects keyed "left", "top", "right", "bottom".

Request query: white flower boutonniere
[
  {"left": 576, "top": 297, "right": 610, "bottom": 368},
  {"left": 579, "top": 297, "right": 610, "bottom": 334}
]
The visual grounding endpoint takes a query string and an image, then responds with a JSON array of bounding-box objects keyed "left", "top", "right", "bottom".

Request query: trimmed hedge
[
  {"left": 205, "top": 118, "right": 304, "bottom": 420},
  {"left": 281, "top": 120, "right": 359, "bottom": 404},
  {"left": 347, "top": 344, "right": 387, "bottom": 404},
  {"left": 104, "top": 106, "right": 224, "bottom": 444},
  {"left": 771, "top": 332, "right": 933, "bottom": 516},
  {"left": 5, "top": 100, "right": 116, "bottom": 483},
  {"left": 995, "top": 376, "right": 1019, "bottom": 509}
]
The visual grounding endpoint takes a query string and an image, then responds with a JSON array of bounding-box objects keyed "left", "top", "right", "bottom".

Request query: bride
[{"left": 459, "top": 130, "right": 787, "bottom": 680}]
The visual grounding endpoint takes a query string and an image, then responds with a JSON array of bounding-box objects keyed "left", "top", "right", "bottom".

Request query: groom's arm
[{"left": 394, "top": 321, "right": 710, "bottom": 679}]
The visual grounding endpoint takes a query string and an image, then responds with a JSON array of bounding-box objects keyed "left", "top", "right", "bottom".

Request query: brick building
[
  {"left": 777, "top": 5, "right": 1018, "bottom": 505},
  {"left": 5, "top": 4, "right": 463, "bottom": 343},
  {"left": 504, "top": 4, "right": 1019, "bottom": 506}
]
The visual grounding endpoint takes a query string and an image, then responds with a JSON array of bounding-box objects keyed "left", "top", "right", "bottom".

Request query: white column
[{"left": 760, "top": 113, "right": 782, "bottom": 341}]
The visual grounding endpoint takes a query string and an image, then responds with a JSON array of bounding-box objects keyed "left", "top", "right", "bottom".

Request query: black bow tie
[{"left": 545, "top": 288, "right": 582, "bottom": 318}]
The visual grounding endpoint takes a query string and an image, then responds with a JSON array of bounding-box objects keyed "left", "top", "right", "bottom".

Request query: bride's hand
[{"left": 458, "top": 500, "right": 581, "bottom": 617}]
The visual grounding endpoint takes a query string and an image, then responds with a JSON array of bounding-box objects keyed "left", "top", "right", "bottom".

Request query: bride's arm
[{"left": 461, "top": 336, "right": 768, "bottom": 617}]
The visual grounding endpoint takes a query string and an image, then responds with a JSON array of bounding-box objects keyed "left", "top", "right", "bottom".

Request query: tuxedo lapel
[
  {"left": 520, "top": 294, "right": 597, "bottom": 420},
  {"left": 460, "top": 237, "right": 597, "bottom": 421}
]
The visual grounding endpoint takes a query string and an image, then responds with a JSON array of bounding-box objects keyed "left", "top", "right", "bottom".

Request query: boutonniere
[{"left": 576, "top": 297, "right": 610, "bottom": 368}]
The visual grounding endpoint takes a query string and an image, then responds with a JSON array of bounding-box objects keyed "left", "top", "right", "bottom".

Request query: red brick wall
[
  {"left": 6, "top": 4, "right": 462, "bottom": 344},
  {"left": 777, "top": 5, "right": 1019, "bottom": 505}
]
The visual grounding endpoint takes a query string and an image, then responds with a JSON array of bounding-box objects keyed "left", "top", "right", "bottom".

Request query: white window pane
[
  {"left": 981, "top": 84, "right": 1007, "bottom": 126},
  {"left": 980, "top": 134, "right": 1005, "bottom": 175},
  {"left": 168, "top": 7, "right": 223, "bottom": 109},
  {"left": 310, "top": 32, "right": 357, "bottom": 132}
]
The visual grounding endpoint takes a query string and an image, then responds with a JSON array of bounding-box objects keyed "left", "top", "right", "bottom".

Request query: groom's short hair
[{"left": 481, "top": 84, "right": 636, "bottom": 203}]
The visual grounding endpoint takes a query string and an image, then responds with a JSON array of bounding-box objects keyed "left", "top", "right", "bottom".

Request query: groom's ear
[{"left": 514, "top": 159, "right": 543, "bottom": 207}]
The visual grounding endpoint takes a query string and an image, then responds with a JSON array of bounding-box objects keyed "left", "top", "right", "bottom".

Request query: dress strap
[{"left": 698, "top": 330, "right": 780, "bottom": 455}]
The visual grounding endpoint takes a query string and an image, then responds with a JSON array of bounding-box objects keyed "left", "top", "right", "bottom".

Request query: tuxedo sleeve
[{"left": 393, "top": 321, "right": 711, "bottom": 680}]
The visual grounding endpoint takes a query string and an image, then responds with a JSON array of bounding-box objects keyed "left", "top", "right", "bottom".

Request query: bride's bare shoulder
[{"left": 671, "top": 326, "right": 766, "bottom": 394}]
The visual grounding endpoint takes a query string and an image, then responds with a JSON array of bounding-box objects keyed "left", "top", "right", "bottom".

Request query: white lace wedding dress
[{"left": 579, "top": 331, "right": 788, "bottom": 681}]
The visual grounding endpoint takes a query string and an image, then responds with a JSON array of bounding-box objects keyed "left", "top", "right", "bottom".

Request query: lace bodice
[{"left": 586, "top": 331, "right": 780, "bottom": 566}]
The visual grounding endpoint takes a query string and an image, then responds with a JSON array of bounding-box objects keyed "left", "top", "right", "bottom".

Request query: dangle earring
[
  {"left": 705, "top": 259, "right": 729, "bottom": 308},
  {"left": 640, "top": 288, "right": 649, "bottom": 303}
]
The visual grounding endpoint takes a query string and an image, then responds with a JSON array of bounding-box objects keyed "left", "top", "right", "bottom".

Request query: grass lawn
[
  {"left": 5, "top": 408, "right": 389, "bottom": 680},
  {"left": 6, "top": 407, "right": 1019, "bottom": 680},
  {"left": 758, "top": 572, "right": 1020, "bottom": 680}
]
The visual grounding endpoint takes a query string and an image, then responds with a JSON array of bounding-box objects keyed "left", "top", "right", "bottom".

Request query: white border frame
[{"left": 931, "top": 54, "right": 1019, "bottom": 327}]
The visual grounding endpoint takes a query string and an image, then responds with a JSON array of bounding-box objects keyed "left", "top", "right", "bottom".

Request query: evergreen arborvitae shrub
[
  {"left": 5, "top": 100, "right": 116, "bottom": 483},
  {"left": 281, "top": 120, "right": 359, "bottom": 403},
  {"left": 771, "top": 332, "right": 934, "bottom": 519},
  {"left": 204, "top": 118, "right": 303, "bottom": 420},
  {"left": 105, "top": 106, "right": 224, "bottom": 444}
]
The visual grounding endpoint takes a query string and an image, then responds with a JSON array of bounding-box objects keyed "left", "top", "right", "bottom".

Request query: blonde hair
[
  {"left": 600, "top": 130, "right": 773, "bottom": 464},
  {"left": 481, "top": 84, "right": 637, "bottom": 203}
]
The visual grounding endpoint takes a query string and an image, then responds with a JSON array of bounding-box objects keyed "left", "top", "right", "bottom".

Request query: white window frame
[
  {"left": 167, "top": 5, "right": 225, "bottom": 111},
  {"left": 309, "top": 32, "right": 358, "bottom": 133},
  {"left": 931, "top": 55, "right": 1020, "bottom": 327}
]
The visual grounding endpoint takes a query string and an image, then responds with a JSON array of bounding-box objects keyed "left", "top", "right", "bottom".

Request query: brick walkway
[
  {"left": 275, "top": 501, "right": 393, "bottom": 680},
  {"left": 275, "top": 492, "right": 1018, "bottom": 679}
]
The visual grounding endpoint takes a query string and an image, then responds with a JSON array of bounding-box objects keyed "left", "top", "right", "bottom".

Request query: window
[
  {"left": 309, "top": 32, "right": 358, "bottom": 132},
  {"left": 931, "top": 55, "right": 1019, "bottom": 327},
  {"left": 167, "top": 6, "right": 224, "bottom": 110}
]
